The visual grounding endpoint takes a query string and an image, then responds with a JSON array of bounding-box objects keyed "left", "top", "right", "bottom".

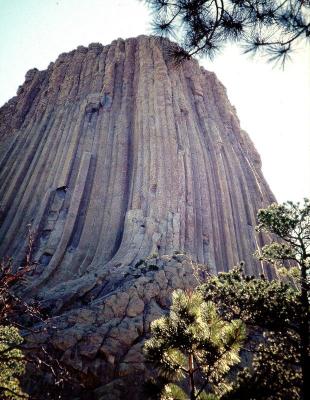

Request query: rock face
[{"left": 0, "top": 36, "right": 276, "bottom": 397}]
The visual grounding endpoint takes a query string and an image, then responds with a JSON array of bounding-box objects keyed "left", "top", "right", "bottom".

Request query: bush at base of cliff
[
  {"left": 201, "top": 267, "right": 301, "bottom": 399},
  {"left": 0, "top": 325, "right": 27, "bottom": 399},
  {"left": 143, "top": 289, "right": 246, "bottom": 400},
  {"left": 0, "top": 232, "right": 83, "bottom": 400}
]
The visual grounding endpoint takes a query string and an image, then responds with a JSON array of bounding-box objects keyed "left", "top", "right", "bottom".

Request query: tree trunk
[
  {"left": 300, "top": 263, "right": 309, "bottom": 400},
  {"left": 189, "top": 353, "right": 196, "bottom": 400}
]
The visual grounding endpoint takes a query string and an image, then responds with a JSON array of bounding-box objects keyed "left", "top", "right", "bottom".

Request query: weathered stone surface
[
  {"left": 0, "top": 35, "right": 276, "bottom": 398},
  {"left": 24, "top": 254, "right": 199, "bottom": 398}
]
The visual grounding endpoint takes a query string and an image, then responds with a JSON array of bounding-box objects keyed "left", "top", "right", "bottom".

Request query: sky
[{"left": 0, "top": 0, "right": 309, "bottom": 203}]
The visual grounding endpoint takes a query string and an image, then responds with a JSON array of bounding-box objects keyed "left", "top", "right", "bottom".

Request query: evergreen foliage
[
  {"left": 201, "top": 267, "right": 301, "bottom": 399},
  {"left": 201, "top": 266, "right": 300, "bottom": 330},
  {"left": 144, "top": 197, "right": 310, "bottom": 399},
  {"left": 0, "top": 227, "right": 79, "bottom": 399},
  {"left": 0, "top": 252, "right": 33, "bottom": 400},
  {"left": 0, "top": 326, "right": 27, "bottom": 399},
  {"left": 256, "top": 199, "right": 309, "bottom": 400},
  {"left": 225, "top": 331, "right": 300, "bottom": 399},
  {"left": 144, "top": 289, "right": 246, "bottom": 399},
  {"left": 144, "top": 0, "right": 310, "bottom": 66}
]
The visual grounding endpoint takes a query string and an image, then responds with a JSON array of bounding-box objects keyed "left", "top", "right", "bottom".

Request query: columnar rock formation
[{"left": 0, "top": 36, "right": 276, "bottom": 397}]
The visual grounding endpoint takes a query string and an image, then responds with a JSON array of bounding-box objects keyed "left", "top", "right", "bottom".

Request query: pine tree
[
  {"left": 201, "top": 266, "right": 301, "bottom": 399},
  {"left": 256, "top": 199, "right": 310, "bottom": 400},
  {"left": 144, "top": 0, "right": 310, "bottom": 66},
  {"left": 0, "top": 326, "right": 27, "bottom": 399},
  {"left": 143, "top": 289, "right": 246, "bottom": 399}
]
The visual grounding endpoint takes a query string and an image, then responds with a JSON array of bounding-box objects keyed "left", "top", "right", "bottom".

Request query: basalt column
[{"left": 0, "top": 36, "right": 276, "bottom": 397}]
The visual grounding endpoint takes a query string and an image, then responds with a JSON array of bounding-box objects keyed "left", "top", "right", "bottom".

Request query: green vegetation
[
  {"left": 0, "top": 231, "right": 36, "bottom": 399},
  {"left": 144, "top": 199, "right": 309, "bottom": 399},
  {"left": 144, "top": 0, "right": 310, "bottom": 66},
  {"left": 202, "top": 267, "right": 301, "bottom": 399},
  {"left": 144, "top": 289, "right": 246, "bottom": 399},
  {"left": 0, "top": 326, "right": 27, "bottom": 399},
  {"left": 0, "top": 228, "right": 76, "bottom": 399},
  {"left": 256, "top": 199, "right": 310, "bottom": 399}
]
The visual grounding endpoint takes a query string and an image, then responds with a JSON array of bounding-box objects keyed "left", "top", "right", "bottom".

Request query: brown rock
[
  {"left": 0, "top": 36, "right": 277, "bottom": 398},
  {"left": 126, "top": 295, "right": 145, "bottom": 317}
]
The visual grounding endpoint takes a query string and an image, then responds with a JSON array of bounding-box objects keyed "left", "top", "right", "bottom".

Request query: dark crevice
[{"left": 68, "top": 155, "right": 96, "bottom": 249}]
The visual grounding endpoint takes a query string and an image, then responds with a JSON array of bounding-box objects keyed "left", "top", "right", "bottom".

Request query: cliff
[{"left": 0, "top": 36, "right": 275, "bottom": 398}]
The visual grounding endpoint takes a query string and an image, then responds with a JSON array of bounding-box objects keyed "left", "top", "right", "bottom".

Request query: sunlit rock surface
[{"left": 0, "top": 36, "right": 276, "bottom": 398}]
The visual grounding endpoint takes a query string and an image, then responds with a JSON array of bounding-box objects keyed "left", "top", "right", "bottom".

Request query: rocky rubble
[{"left": 26, "top": 254, "right": 200, "bottom": 398}]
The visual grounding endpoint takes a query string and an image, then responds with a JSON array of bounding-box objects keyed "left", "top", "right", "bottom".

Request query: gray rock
[{"left": 0, "top": 35, "right": 277, "bottom": 398}]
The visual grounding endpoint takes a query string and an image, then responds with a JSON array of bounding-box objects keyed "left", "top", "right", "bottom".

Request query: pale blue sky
[{"left": 0, "top": 0, "right": 309, "bottom": 202}]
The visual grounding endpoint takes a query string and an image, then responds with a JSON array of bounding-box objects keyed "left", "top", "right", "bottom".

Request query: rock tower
[{"left": 0, "top": 36, "right": 275, "bottom": 398}]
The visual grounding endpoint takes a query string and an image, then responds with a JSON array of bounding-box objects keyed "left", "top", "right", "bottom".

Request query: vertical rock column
[
  {"left": 0, "top": 35, "right": 276, "bottom": 296},
  {"left": 0, "top": 35, "right": 278, "bottom": 398}
]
